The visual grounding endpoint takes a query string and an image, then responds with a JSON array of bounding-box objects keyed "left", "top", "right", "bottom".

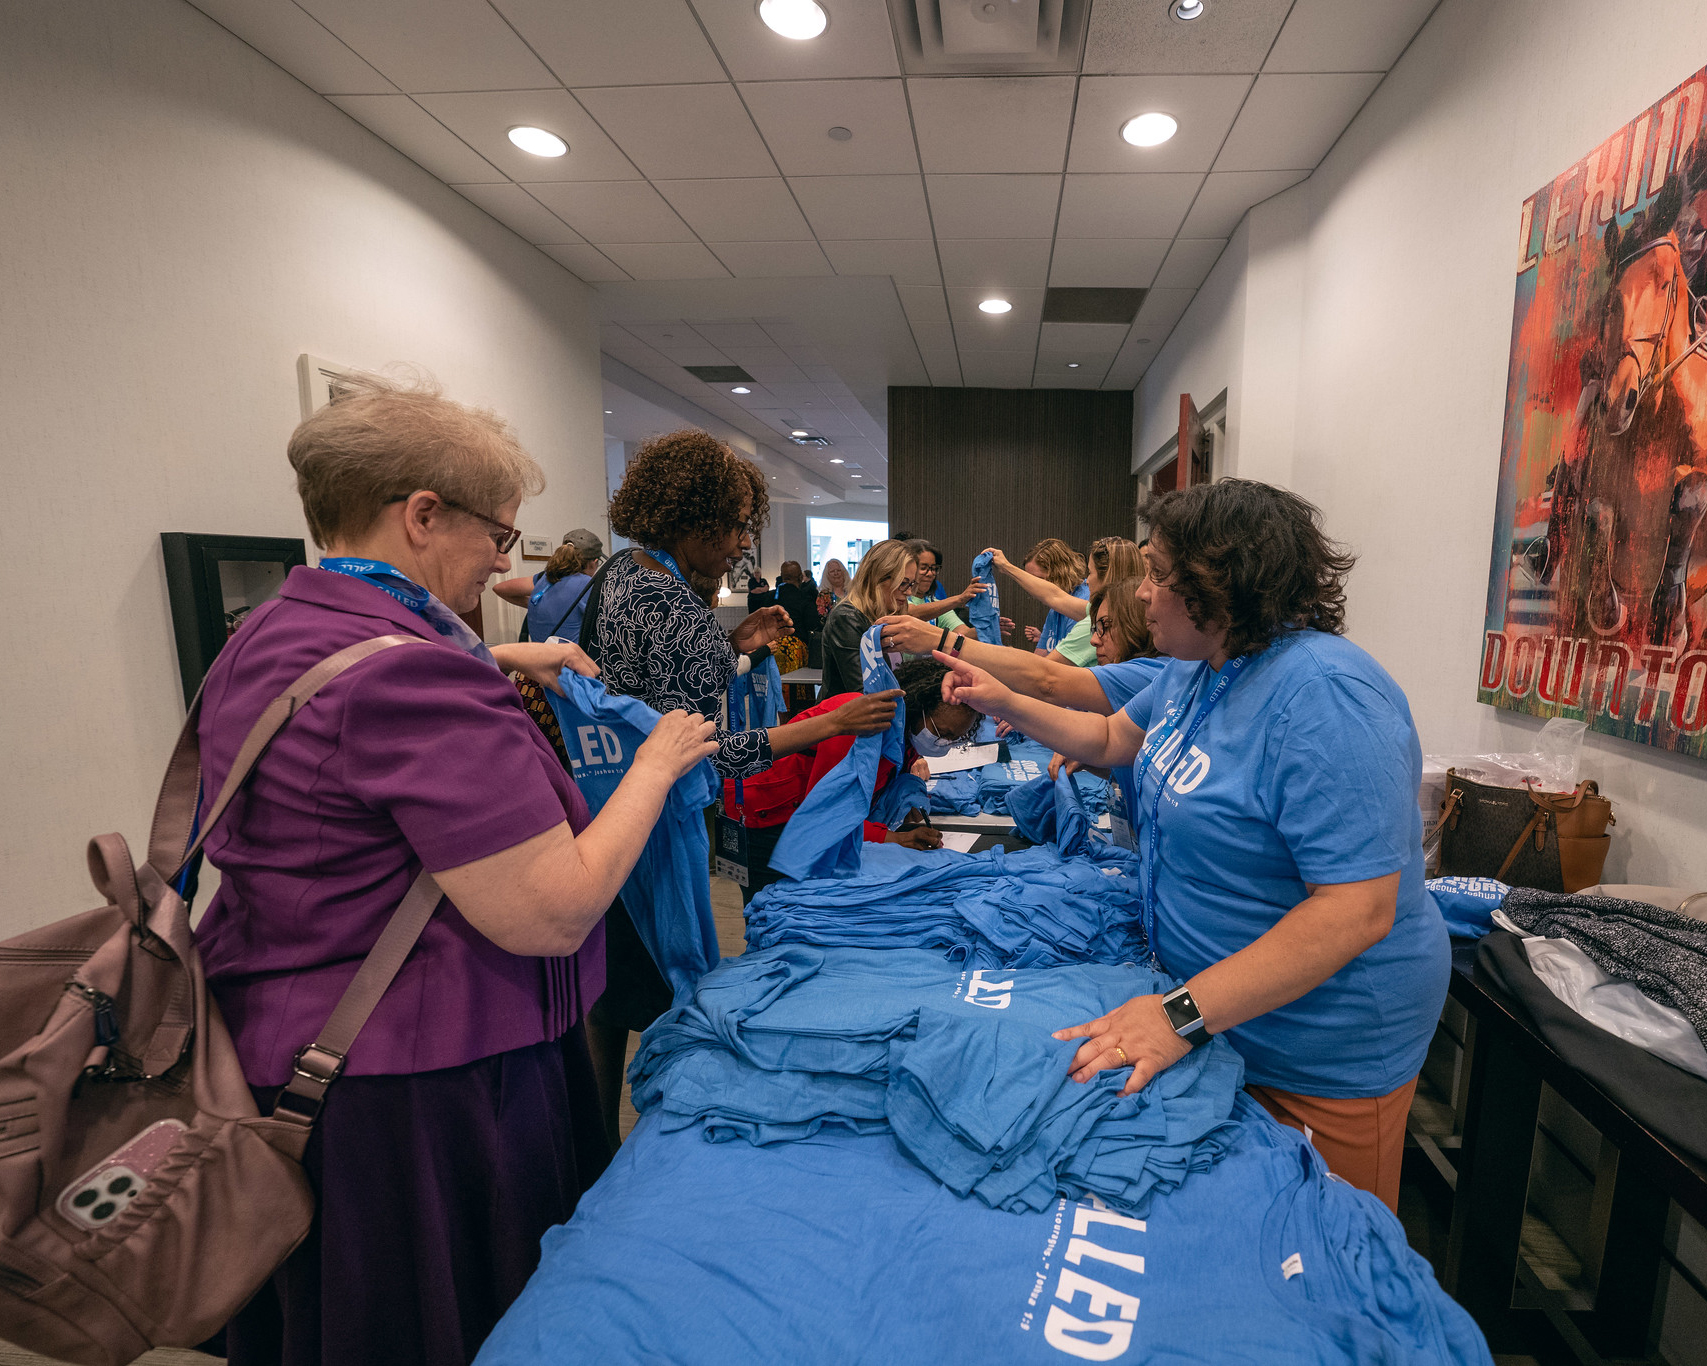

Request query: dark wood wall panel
[{"left": 887, "top": 388, "right": 1135, "bottom": 638}]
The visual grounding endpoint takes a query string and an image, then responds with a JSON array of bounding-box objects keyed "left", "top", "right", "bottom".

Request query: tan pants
[{"left": 1246, "top": 1076, "right": 1419, "bottom": 1214}]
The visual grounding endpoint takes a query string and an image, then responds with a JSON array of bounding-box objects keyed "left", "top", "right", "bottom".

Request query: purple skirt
[{"left": 225, "top": 1026, "right": 609, "bottom": 1366}]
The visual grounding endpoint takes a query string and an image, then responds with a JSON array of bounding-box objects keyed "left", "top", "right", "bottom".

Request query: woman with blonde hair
[
  {"left": 816, "top": 557, "right": 851, "bottom": 618},
  {"left": 818, "top": 539, "right": 919, "bottom": 697}
]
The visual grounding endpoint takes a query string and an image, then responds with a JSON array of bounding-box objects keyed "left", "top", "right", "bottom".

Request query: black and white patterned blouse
[{"left": 585, "top": 552, "right": 773, "bottom": 779}]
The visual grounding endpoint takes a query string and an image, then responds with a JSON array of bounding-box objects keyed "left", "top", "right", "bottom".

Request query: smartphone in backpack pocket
[{"left": 56, "top": 1118, "right": 188, "bottom": 1231}]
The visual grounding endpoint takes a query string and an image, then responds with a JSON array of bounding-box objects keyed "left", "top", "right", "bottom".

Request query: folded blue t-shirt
[
  {"left": 1427, "top": 877, "right": 1508, "bottom": 939},
  {"left": 480, "top": 1095, "right": 1492, "bottom": 1366},
  {"left": 1008, "top": 770, "right": 1094, "bottom": 856},
  {"left": 547, "top": 671, "right": 720, "bottom": 996},
  {"left": 1123, "top": 631, "right": 1450, "bottom": 1097}
]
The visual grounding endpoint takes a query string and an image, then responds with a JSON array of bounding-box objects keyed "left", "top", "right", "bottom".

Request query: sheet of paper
[
  {"left": 925, "top": 743, "right": 999, "bottom": 776},
  {"left": 937, "top": 830, "right": 980, "bottom": 853}
]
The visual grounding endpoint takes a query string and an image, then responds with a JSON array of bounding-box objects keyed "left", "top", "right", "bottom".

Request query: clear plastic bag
[{"left": 1419, "top": 719, "right": 1589, "bottom": 874}]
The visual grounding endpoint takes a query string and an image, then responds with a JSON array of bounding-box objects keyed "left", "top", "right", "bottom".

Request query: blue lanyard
[
  {"left": 1132, "top": 655, "right": 1247, "bottom": 967},
  {"left": 641, "top": 547, "right": 687, "bottom": 583}
]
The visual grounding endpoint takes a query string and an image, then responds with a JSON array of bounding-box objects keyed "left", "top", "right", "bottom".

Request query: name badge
[
  {"left": 714, "top": 812, "right": 749, "bottom": 888},
  {"left": 1107, "top": 774, "right": 1136, "bottom": 851}
]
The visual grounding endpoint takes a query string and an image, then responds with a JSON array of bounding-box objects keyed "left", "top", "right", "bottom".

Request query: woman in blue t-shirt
[{"left": 924, "top": 480, "right": 1448, "bottom": 1213}]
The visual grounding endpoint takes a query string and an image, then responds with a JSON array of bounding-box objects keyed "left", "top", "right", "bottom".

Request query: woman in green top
[
  {"left": 902, "top": 538, "right": 984, "bottom": 641},
  {"left": 988, "top": 537, "right": 1146, "bottom": 665}
]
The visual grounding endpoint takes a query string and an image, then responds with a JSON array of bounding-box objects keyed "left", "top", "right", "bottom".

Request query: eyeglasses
[
  {"left": 384, "top": 493, "right": 522, "bottom": 554},
  {"left": 896, "top": 577, "right": 917, "bottom": 594},
  {"left": 924, "top": 708, "right": 980, "bottom": 745},
  {"left": 1091, "top": 615, "right": 1113, "bottom": 638}
]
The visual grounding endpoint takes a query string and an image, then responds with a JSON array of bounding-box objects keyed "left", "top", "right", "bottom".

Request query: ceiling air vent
[
  {"left": 861, "top": 484, "right": 887, "bottom": 492},
  {"left": 790, "top": 435, "right": 834, "bottom": 447},
  {"left": 683, "top": 365, "right": 754, "bottom": 383},
  {"left": 1042, "top": 288, "right": 1146, "bottom": 325},
  {"left": 890, "top": 0, "right": 1089, "bottom": 74}
]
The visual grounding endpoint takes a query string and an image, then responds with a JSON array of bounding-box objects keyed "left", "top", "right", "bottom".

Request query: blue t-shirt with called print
[{"left": 1122, "top": 630, "right": 1449, "bottom": 1098}]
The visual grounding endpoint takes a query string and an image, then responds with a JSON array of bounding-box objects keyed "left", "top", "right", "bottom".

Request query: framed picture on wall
[
  {"left": 520, "top": 535, "right": 553, "bottom": 561},
  {"left": 161, "top": 533, "right": 307, "bottom": 705}
]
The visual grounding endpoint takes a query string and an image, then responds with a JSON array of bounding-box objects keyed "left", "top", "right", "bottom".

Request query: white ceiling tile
[
  {"left": 1039, "top": 321, "right": 1132, "bottom": 353},
  {"left": 820, "top": 239, "right": 941, "bottom": 285},
  {"left": 1131, "top": 286, "right": 1197, "bottom": 336},
  {"left": 709, "top": 241, "right": 837, "bottom": 278},
  {"left": 906, "top": 77, "right": 1077, "bottom": 174},
  {"left": 575, "top": 84, "right": 776, "bottom": 181},
  {"left": 490, "top": 0, "right": 723, "bottom": 86},
  {"left": 1068, "top": 75, "right": 1253, "bottom": 174},
  {"left": 451, "top": 183, "right": 583, "bottom": 244},
  {"left": 623, "top": 322, "right": 725, "bottom": 356},
  {"left": 922, "top": 351, "right": 964, "bottom": 387},
  {"left": 526, "top": 181, "right": 696, "bottom": 243},
  {"left": 741, "top": 356, "right": 813, "bottom": 382},
  {"left": 690, "top": 322, "right": 771, "bottom": 350},
  {"left": 960, "top": 351, "right": 1039, "bottom": 388},
  {"left": 908, "top": 321, "right": 957, "bottom": 353},
  {"left": 763, "top": 382, "right": 831, "bottom": 402},
  {"left": 542, "top": 243, "right": 631, "bottom": 281},
  {"left": 1038, "top": 362, "right": 1113, "bottom": 388},
  {"left": 600, "top": 240, "right": 727, "bottom": 276},
  {"left": 1214, "top": 73, "right": 1383, "bottom": 172},
  {"left": 1056, "top": 174, "right": 1202, "bottom": 238},
  {"left": 789, "top": 176, "right": 932, "bottom": 239},
  {"left": 654, "top": 178, "right": 813, "bottom": 241},
  {"left": 1154, "top": 238, "right": 1227, "bottom": 289},
  {"left": 937, "top": 239, "right": 1053, "bottom": 288},
  {"left": 1083, "top": 0, "right": 1293, "bottom": 75},
  {"left": 328, "top": 95, "right": 503, "bottom": 182},
  {"left": 898, "top": 286, "right": 950, "bottom": 327},
  {"left": 947, "top": 285, "right": 1046, "bottom": 336},
  {"left": 924, "top": 175, "right": 1061, "bottom": 239},
  {"left": 1179, "top": 169, "right": 1309, "bottom": 236},
  {"left": 188, "top": 0, "right": 396, "bottom": 93},
  {"left": 1047, "top": 238, "right": 1169, "bottom": 288},
  {"left": 1264, "top": 0, "right": 1438, "bottom": 74},
  {"left": 691, "top": 0, "right": 901, "bottom": 80},
  {"left": 414, "top": 91, "right": 641, "bottom": 181},
  {"left": 739, "top": 80, "right": 919, "bottom": 176},
  {"left": 294, "top": 0, "right": 553, "bottom": 91}
]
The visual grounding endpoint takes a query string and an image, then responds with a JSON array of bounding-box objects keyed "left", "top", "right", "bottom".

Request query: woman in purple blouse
[{"left": 194, "top": 378, "right": 716, "bottom": 1366}]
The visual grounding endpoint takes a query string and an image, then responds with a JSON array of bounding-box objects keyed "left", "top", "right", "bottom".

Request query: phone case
[{"left": 56, "top": 1118, "right": 189, "bottom": 1231}]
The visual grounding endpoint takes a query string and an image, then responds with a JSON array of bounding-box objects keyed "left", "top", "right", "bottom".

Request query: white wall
[
  {"left": 0, "top": 0, "right": 607, "bottom": 926},
  {"left": 1135, "top": 0, "right": 1707, "bottom": 891}
]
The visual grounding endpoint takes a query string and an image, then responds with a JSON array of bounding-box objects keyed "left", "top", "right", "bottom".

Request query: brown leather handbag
[
  {"left": 0, "top": 636, "right": 444, "bottom": 1364},
  {"left": 1436, "top": 769, "right": 1615, "bottom": 893}
]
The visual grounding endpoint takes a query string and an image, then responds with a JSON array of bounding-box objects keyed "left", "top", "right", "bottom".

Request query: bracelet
[
  {"left": 950, "top": 633, "right": 966, "bottom": 658},
  {"left": 938, "top": 627, "right": 950, "bottom": 654}
]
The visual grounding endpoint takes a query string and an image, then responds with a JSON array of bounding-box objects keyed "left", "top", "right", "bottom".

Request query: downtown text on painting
[{"left": 1483, "top": 68, "right": 1707, "bottom": 757}]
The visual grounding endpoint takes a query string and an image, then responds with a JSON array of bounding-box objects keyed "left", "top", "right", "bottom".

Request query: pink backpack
[{"left": 0, "top": 636, "right": 442, "bottom": 1362}]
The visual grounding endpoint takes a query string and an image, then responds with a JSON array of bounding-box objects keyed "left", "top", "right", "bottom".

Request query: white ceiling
[{"left": 189, "top": 0, "right": 1439, "bottom": 494}]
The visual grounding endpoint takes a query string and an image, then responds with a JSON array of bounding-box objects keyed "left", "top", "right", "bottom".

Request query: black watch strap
[{"left": 1161, "top": 986, "right": 1210, "bottom": 1047}]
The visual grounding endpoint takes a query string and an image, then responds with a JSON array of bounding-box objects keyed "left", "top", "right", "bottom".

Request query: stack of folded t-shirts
[
  {"left": 923, "top": 769, "right": 982, "bottom": 815},
  {"left": 629, "top": 945, "right": 1243, "bottom": 1216},
  {"left": 743, "top": 841, "right": 1146, "bottom": 968}
]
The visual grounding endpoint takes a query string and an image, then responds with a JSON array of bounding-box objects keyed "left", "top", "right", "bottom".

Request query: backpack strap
[{"left": 145, "top": 635, "right": 427, "bottom": 880}]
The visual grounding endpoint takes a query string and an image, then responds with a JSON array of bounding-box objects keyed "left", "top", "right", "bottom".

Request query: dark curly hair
[
  {"left": 1140, "top": 479, "right": 1354, "bottom": 659},
  {"left": 607, "top": 429, "right": 770, "bottom": 549},
  {"left": 894, "top": 658, "right": 975, "bottom": 736}
]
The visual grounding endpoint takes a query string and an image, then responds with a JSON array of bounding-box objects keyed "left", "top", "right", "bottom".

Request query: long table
[{"left": 1421, "top": 941, "right": 1707, "bottom": 1362}]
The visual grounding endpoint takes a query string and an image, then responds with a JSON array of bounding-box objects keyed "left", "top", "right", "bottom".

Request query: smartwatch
[{"left": 1160, "top": 985, "right": 1210, "bottom": 1048}]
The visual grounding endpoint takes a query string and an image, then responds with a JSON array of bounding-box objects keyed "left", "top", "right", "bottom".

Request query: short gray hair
[{"left": 287, "top": 374, "right": 544, "bottom": 548}]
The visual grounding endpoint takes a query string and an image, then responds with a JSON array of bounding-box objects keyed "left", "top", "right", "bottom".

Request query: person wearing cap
[{"left": 495, "top": 528, "right": 604, "bottom": 642}]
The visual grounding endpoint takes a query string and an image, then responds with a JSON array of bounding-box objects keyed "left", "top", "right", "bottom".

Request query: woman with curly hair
[
  {"left": 577, "top": 429, "right": 896, "bottom": 1144},
  {"left": 925, "top": 479, "right": 1448, "bottom": 1215}
]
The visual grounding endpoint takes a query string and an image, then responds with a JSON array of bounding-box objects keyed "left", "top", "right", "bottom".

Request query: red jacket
[{"left": 723, "top": 692, "right": 913, "bottom": 844}]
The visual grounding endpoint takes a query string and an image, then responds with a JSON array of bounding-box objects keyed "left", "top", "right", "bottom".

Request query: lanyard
[
  {"left": 317, "top": 557, "right": 495, "bottom": 665},
  {"left": 641, "top": 547, "right": 688, "bottom": 583},
  {"left": 1132, "top": 655, "right": 1247, "bottom": 966}
]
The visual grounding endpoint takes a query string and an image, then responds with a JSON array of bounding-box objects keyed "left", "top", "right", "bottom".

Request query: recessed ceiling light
[
  {"left": 979, "top": 298, "right": 1012, "bottom": 314},
  {"left": 759, "top": 0, "right": 828, "bottom": 40},
  {"left": 830, "top": 457, "right": 844, "bottom": 463},
  {"left": 1122, "top": 112, "right": 1178, "bottom": 147},
  {"left": 508, "top": 125, "right": 568, "bottom": 157},
  {"left": 604, "top": 409, "right": 613, "bottom": 413},
  {"left": 827, "top": 126, "right": 853, "bottom": 142},
  {"left": 1171, "top": 0, "right": 1204, "bottom": 19},
  {"left": 731, "top": 386, "right": 751, "bottom": 394},
  {"left": 850, "top": 473, "right": 862, "bottom": 478},
  {"left": 792, "top": 429, "right": 809, "bottom": 436},
  {"left": 1067, "top": 363, "right": 1080, "bottom": 369}
]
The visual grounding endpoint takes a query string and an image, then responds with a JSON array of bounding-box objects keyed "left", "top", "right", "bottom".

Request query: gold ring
[{"left": 1114, "top": 1046, "right": 1129, "bottom": 1066}]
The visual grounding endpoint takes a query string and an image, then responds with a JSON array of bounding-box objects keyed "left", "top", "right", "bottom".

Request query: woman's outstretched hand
[
  {"left": 493, "top": 641, "right": 600, "bottom": 694},
  {"left": 876, "top": 614, "right": 939, "bottom": 656},
  {"left": 634, "top": 710, "right": 720, "bottom": 783},
  {"left": 731, "top": 605, "right": 792, "bottom": 652},
  {"left": 1053, "top": 994, "right": 1192, "bottom": 1097},
  {"left": 933, "top": 649, "right": 1014, "bottom": 717}
]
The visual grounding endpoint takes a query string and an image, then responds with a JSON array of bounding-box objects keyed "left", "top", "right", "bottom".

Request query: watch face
[{"left": 1163, "top": 989, "right": 1202, "bottom": 1034}]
